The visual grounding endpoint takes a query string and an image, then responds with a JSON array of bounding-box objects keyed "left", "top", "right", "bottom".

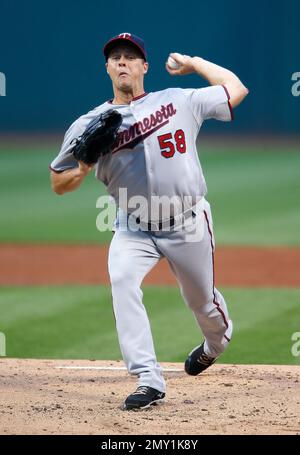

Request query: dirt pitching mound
[{"left": 0, "top": 359, "right": 299, "bottom": 435}]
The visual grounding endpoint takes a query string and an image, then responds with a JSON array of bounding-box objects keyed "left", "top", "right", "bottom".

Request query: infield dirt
[
  {"left": 1, "top": 244, "right": 300, "bottom": 287},
  {"left": 0, "top": 359, "right": 299, "bottom": 435}
]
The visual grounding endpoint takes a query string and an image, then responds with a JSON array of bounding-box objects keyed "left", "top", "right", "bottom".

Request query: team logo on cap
[{"left": 119, "top": 33, "right": 131, "bottom": 39}]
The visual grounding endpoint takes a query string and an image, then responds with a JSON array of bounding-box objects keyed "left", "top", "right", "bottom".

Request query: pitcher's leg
[
  {"left": 167, "top": 257, "right": 232, "bottom": 358},
  {"left": 108, "top": 229, "right": 166, "bottom": 392},
  {"left": 157, "top": 201, "right": 232, "bottom": 358},
  {"left": 200, "top": 201, "right": 233, "bottom": 355}
]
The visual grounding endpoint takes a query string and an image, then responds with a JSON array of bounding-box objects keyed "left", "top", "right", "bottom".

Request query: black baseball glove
[{"left": 72, "top": 109, "right": 122, "bottom": 164}]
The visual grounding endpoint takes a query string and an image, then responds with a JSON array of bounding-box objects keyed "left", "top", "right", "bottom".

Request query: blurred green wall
[{"left": 0, "top": 0, "right": 299, "bottom": 134}]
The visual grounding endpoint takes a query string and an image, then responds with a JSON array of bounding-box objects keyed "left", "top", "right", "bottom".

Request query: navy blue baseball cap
[{"left": 103, "top": 33, "right": 147, "bottom": 61}]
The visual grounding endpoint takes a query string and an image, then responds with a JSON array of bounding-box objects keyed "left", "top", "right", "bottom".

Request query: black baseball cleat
[
  {"left": 123, "top": 386, "right": 165, "bottom": 411},
  {"left": 185, "top": 342, "right": 217, "bottom": 376}
]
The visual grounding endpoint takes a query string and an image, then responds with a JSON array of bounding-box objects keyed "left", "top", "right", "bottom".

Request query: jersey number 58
[{"left": 157, "top": 129, "right": 186, "bottom": 158}]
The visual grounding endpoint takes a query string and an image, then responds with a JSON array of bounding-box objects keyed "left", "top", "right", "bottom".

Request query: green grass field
[
  {"left": 0, "top": 144, "right": 300, "bottom": 245},
  {"left": 0, "top": 285, "right": 299, "bottom": 365},
  {"left": 1, "top": 144, "right": 299, "bottom": 365}
]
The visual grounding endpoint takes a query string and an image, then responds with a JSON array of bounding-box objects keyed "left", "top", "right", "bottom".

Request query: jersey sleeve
[
  {"left": 183, "top": 85, "right": 233, "bottom": 125},
  {"left": 49, "top": 109, "right": 101, "bottom": 173},
  {"left": 49, "top": 121, "right": 82, "bottom": 172}
]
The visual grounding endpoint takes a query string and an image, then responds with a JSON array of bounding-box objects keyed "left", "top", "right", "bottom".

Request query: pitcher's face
[{"left": 106, "top": 44, "right": 148, "bottom": 92}]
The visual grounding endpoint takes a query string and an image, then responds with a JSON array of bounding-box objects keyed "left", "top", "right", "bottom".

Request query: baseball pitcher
[{"left": 50, "top": 33, "right": 248, "bottom": 410}]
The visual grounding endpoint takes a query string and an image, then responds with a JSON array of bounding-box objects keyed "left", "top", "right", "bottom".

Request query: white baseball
[{"left": 167, "top": 56, "right": 180, "bottom": 69}]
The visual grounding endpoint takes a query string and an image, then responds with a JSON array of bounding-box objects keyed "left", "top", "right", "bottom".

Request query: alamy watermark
[
  {"left": 0, "top": 332, "right": 6, "bottom": 356},
  {"left": 96, "top": 188, "right": 205, "bottom": 242},
  {"left": 291, "top": 72, "right": 300, "bottom": 97},
  {"left": 291, "top": 332, "right": 300, "bottom": 357},
  {"left": 0, "top": 72, "right": 6, "bottom": 96}
]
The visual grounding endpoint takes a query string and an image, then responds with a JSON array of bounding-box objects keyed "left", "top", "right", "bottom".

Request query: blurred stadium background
[{"left": 0, "top": 0, "right": 299, "bottom": 365}]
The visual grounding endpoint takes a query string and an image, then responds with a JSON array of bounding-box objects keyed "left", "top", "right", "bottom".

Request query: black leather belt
[{"left": 134, "top": 213, "right": 195, "bottom": 231}]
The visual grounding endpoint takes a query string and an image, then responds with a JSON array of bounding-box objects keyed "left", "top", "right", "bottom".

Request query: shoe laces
[
  {"left": 132, "top": 386, "right": 149, "bottom": 396},
  {"left": 197, "top": 352, "right": 215, "bottom": 366}
]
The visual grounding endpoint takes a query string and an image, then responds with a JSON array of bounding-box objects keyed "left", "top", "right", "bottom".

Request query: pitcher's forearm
[
  {"left": 191, "top": 57, "right": 249, "bottom": 107},
  {"left": 51, "top": 160, "right": 94, "bottom": 195},
  {"left": 50, "top": 168, "right": 82, "bottom": 195},
  {"left": 192, "top": 57, "right": 238, "bottom": 86},
  {"left": 167, "top": 53, "right": 249, "bottom": 108}
]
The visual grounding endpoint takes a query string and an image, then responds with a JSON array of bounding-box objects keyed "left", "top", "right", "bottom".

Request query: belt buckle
[{"left": 146, "top": 216, "right": 176, "bottom": 231}]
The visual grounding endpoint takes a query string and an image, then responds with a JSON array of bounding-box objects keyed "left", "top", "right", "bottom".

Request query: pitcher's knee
[
  {"left": 109, "top": 267, "right": 139, "bottom": 290},
  {"left": 183, "top": 291, "right": 212, "bottom": 313},
  {"left": 225, "top": 319, "right": 233, "bottom": 340}
]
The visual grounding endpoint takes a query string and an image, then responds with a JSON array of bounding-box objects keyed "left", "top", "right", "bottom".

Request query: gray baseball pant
[{"left": 108, "top": 199, "right": 232, "bottom": 393}]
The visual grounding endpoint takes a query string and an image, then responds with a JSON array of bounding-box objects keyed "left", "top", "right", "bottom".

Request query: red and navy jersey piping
[
  {"left": 221, "top": 84, "right": 234, "bottom": 121},
  {"left": 107, "top": 92, "right": 148, "bottom": 105}
]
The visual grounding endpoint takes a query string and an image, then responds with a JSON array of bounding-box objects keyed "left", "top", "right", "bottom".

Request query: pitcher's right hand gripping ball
[{"left": 72, "top": 109, "right": 123, "bottom": 164}]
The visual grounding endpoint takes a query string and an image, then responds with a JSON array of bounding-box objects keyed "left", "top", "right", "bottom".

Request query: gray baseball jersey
[
  {"left": 51, "top": 84, "right": 233, "bottom": 393},
  {"left": 51, "top": 85, "right": 232, "bottom": 220}
]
